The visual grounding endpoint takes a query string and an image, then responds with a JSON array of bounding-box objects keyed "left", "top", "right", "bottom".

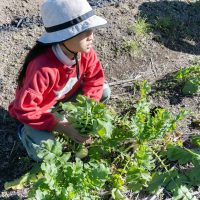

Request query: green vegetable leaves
[
  {"left": 60, "top": 95, "right": 114, "bottom": 139},
  {"left": 7, "top": 81, "right": 198, "bottom": 199},
  {"left": 126, "top": 145, "right": 154, "bottom": 192},
  {"left": 175, "top": 65, "right": 200, "bottom": 95},
  {"left": 29, "top": 140, "right": 110, "bottom": 200}
]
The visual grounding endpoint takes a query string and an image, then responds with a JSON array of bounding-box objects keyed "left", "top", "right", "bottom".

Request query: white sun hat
[{"left": 37, "top": 0, "right": 107, "bottom": 44}]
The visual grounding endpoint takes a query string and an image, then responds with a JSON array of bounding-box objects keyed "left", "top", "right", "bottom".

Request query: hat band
[{"left": 45, "top": 10, "right": 94, "bottom": 33}]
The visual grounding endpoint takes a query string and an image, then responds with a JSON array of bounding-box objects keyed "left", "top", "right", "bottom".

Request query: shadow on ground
[
  {"left": 139, "top": 1, "right": 200, "bottom": 55},
  {"left": 151, "top": 71, "right": 199, "bottom": 105},
  {"left": 0, "top": 16, "right": 42, "bottom": 33},
  {"left": 0, "top": 107, "right": 31, "bottom": 195}
]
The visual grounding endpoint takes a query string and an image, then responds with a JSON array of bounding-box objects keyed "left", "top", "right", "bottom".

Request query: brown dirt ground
[{"left": 0, "top": 0, "right": 200, "bottom": 199}]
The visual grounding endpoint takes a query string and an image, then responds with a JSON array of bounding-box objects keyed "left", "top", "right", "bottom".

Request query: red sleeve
[
  {"left": 9, "top": 68, "right": 58, "bottom": 131},
  {"left": 82, "top": 49, "right": 105, "bottom": 101}
]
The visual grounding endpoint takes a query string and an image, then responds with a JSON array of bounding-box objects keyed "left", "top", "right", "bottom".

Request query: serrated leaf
[
  {"left": 36, "top": 139, "right": 62, "bottom": 160},
  {"left": 86, "top": 162, "right": 110, "bottom": 189}
]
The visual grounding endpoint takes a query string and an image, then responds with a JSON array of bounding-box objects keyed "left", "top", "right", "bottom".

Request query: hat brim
[{"left": 37, "top": 15, "right": 107, "bottom": 44}]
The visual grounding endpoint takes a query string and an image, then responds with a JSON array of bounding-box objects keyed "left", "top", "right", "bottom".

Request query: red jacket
[{"left": 9, "top": 47, "right": 104, "bottom": 131}]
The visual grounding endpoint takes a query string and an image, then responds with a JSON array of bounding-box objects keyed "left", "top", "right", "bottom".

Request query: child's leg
[{"left": 18, "top": 124, "right": 55, "bottom": 162}]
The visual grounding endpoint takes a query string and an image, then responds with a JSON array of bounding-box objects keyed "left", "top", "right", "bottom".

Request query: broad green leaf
[
  {"left": 4, "top": 164, "right": 41, "bottom": 190},
  {"left": 166, "top": 145, "right": 192, "bottom": 164},
  {"left": 148, "top": 170, "right": 184, "bottom": 194},
  {"left": 171, "top": 185, "right": 197, "bottom": 200},
  {"left": 4, "top": 173, "right": 30, "bottom": 190},
  {"left": 86, "top": 162, "right": 110, "bottom": 189},
  {"left": 36, "top": 139, "right": 62, "bottom": 160},
  {"left": 112, "top": 188, "right": 128, "bottom": 200},
  {"left": 60, "top": 101, "right": 77, "bottom": 112},
  {"left": 167, "top": 174, "right": 189, "bottom": 191},
  {"left": 182, "top": 77, "right": 200, "bottom": 95},
  {"left": 96, "top": 119, "right": 113, "bottom": 139}
]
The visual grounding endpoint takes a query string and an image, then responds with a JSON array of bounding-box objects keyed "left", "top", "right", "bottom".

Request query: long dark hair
[{"left": 17, "top": 43, "right": 51, "bottom": 86}]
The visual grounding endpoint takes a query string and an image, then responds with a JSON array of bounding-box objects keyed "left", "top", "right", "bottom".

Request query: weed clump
[
  {"left": 122, "top": 39, "right": 141, "bottom": 57},
  {"left": 129, "top": 17, "right": 151, "bottom": 37}
]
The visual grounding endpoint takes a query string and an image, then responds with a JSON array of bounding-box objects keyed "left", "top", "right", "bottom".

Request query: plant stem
[{"left": 151, "top": 149, "right": 168, "bottom": 172}]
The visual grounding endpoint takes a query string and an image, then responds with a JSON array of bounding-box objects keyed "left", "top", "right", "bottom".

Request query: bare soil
[{"left": 0, "top": 0, "right": 199, "bottom": 199}]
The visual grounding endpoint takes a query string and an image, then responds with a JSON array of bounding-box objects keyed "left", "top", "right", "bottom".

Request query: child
[{"left": 8, "top": 0, "right": 110, "bottom": 161}]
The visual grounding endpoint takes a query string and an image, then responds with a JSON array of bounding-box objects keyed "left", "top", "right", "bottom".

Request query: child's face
[{"left": 63, "top": 29, "right": 94, "bottom": 54}]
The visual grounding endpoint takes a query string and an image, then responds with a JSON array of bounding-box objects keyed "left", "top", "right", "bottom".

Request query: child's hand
[
  {"left": 52, "top": 121, "right": 90, "bottom": 143},
  {"left": 63, "top": 124, "right": 90, "bottom": 143}
]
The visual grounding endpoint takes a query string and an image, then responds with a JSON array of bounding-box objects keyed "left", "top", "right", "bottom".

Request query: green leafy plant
[
  {"left": 129, "top": 17, "right": 150, "bottom": 37},
  {"left": 154, "top": 16, "right": 174, "bottom": 32},
  {"left": 126, "top": 144, "right": 154, "bottom": 192},
  {"left": 28, "top": 139, "right": 110, "bottom": 200},
  {"left": 5, "top": 81, "right": 194, "bottom": 199},
  {"left": 175, "top": 65, "right": 200, "bottom": 95},
  {"left": 148, "top": 143, "right": 200, "bottom": 200},
  {"left": 60, "top": 95, "right": 114, "bottom": 140},
  {"left": 4, "top": 164, "right": 41, "bottom": 190},
  {"left": 118, "top": 81, "right": 188, "bottom": 143},
  {"left": 122, "top": 39, "right": 141, "bottom": 57}
]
